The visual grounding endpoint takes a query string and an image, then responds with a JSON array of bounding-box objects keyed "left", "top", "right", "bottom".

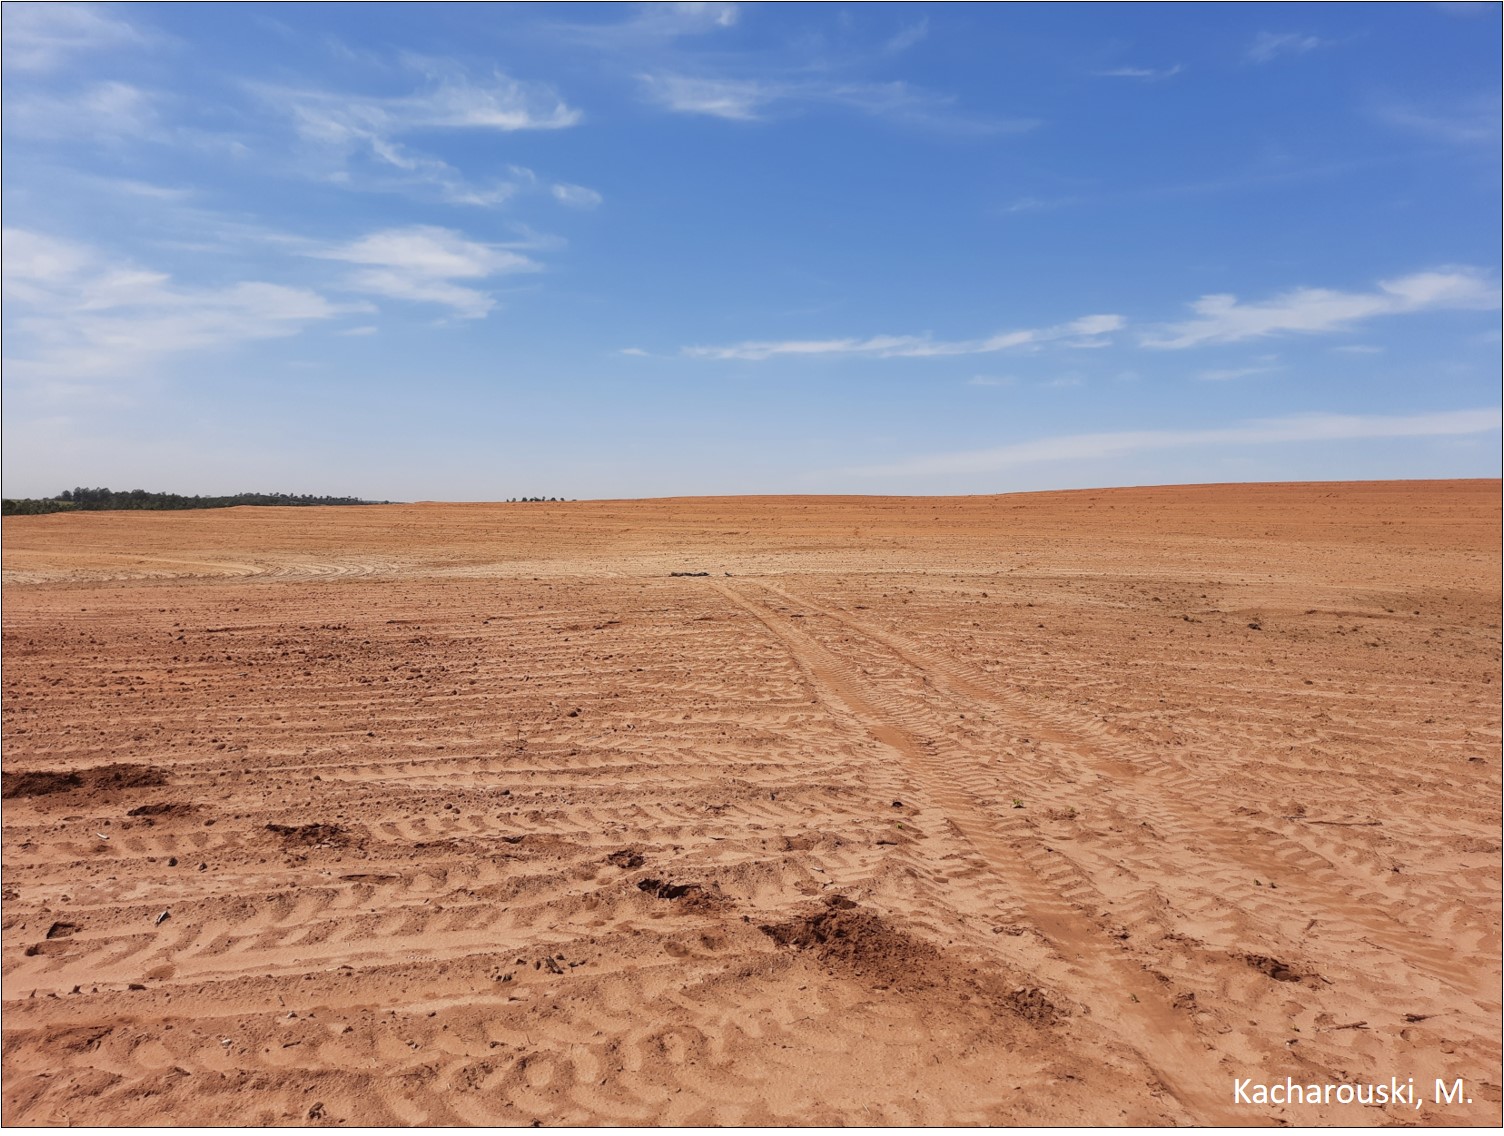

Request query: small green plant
[{"left": 1011, "top": 798, "right": 1024, "bottom": 809}]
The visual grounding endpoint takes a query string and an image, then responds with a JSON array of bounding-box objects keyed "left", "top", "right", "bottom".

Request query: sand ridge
[{"left": 2, "top": 480, "right": 1499, "bottom": 1125}]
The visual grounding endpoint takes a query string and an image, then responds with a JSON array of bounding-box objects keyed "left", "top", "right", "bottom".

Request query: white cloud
[
  {"left": 5, "top": 81, "right": 161, "bottom": 140},
  {"left": 686, "top": 313, "right": 1125, "bottom": 361},
  {"left": 1142, "top": 268, "right": 1499, "bottom": 349},
  {"left": 267, "top": 62, "right": 580, "bottom": 138},
  {"left": 885, "top": 20, "right": 929, "bottom": 54},
  {"left": 685, "top": 269, "right": 1492, "bottom": 366},
  {"left": 327, "top": 227, "right": 533, "bottom": 277},
  {"left": 315, "top": 225, "right": 540, "bottom": 319},
  {"left": 639, "top": 74, "right": 768, "bottom": 120},
  {"left": 1247, "top": 32, "right": 1326, "bottom": 63},
  {"left": 556, "top": 8, "right": 991, "bottom": 132},
  {"left": 1095, "top": 64, "right": 1183, "bottom": 80},
  {"left": 1, "top": 3, "right": 153, "bottom": 71},
  {"left": 638, "top": 73, "right": 1030, "bottom": 133},
  {"left": 429, "top": 176, "right": 531, "bottom": 207},
  {"left": 1, "top": 229, "right": 95, "bottom": 296},
  {"left": 99, "top": 178, "right": 195, "bottom": 201},
  {"left": 681, "top": 2, "right": 741, "bottom": 30},
  {"left": 850, "top": 409, "right": 1503, "bottom": 477},
  {"left": 1196, "top": 364, "right": 1281, "bottom": 381},
  {"left": 1376, "top": 93, "right": 1501, "bottom": 146},
  {"left": 254, "top": 61, "right": 581, "bottom": 203},
  {"left": 552, "top": 182, "right": 604, "bottom": 209},
  {"left": 1039, "top": 375, "right": 1084, "bottom": 389},
  {"left": 1065, "top": 315, "right": 1125, "bottom": 336},
  {"left": 1332, "top": 344, "right": 1385, "bottom": 355},
  {"left": 2, "top": 229, "right": 346, "bottom": 384},
  {"left": 555, "top": 3, "right": 740, "bottom": 45},
  {"left": 619, "top": 347, "right": 650, "bottom": 357},
  {"left": 6, "top": 82, "right": 256, "bottom": 163},
  {"left": 967, "top": 375, "right": 1016, "bottom": 387}
]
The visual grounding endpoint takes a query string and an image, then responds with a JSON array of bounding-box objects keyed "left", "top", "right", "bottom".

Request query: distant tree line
[
  {"left": 508, "top": 497, "right": 571, "bottom": 502},
  {"left": 2, "top": 487, "right": 389, "bottom": 516}
]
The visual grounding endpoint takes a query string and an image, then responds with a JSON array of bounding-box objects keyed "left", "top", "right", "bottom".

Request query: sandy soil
[{"left": 2, "top": 480, "right": 1500, "bottom": 1126}]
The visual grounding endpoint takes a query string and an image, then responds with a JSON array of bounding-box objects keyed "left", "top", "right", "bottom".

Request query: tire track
[
  {"left": 712, "top": 580, "right": 1244, "bottom": 1124},
  {"left": 754, "top": 578, "right": 1490, "bottom": 1000}
]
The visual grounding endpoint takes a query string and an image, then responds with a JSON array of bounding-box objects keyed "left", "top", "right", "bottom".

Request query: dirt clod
[
  {"left": 127, "top": 802, "right": 194, "bottom": 818},
  {"left": 3, "top": 764, "right": 167, "bottom": 799},
  {"left": 1243, "top": 953, "right": 1303, "bottom": 982},
  {"left": 266, "top": 822, "right": 352, "bottom": 848},
  {"left": 637, "top": 878, "right": 696, "bottom": 900}
]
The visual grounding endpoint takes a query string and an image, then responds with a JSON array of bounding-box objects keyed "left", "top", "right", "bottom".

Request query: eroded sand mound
[{"left": 2, "top": 481, "right": 1499, "bottom": 1125}]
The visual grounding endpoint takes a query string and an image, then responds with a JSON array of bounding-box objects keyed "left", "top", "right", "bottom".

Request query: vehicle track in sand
[
  {"left": 717, "top": 573, "right": 1503, "bottom": 1121},
  {"left": 714, "top": 578, "right": 1247, "bottom": 1123},
  {"left": 749, "top": 578, "right": 1494, "bottom": 1002}
]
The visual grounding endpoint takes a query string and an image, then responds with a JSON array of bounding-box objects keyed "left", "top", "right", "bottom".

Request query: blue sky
[{"left": 3, "top": 1, "right": 1500, "bottom": 500}]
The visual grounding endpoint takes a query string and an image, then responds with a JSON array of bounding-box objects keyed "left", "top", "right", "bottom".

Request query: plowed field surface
[{"left": 3, "top": 480, "right": 1500, "bottom": 1125}]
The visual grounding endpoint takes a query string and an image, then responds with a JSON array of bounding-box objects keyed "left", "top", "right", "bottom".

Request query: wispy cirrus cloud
[
  {"left": 2, "top": 228, "right": 349, "bottom": 386},
  {"left": 559, "top": 6, "right": 997, "bottom": 133},
  {"left": 549, "top": 2, "right": 740, "bottom": 47},
  {"left": 253, "top": 59, "right": 582, "bottom": 204},
  {"left": 313, "top": 225, "right": 540, "bottom": 319},
  {"left": 551, "top": 182, "right": 604, "bottom": 209},
  {"left": 884, "top": 20, "right": 929, "bottom": 55},
  {"left": 1375, "top": 92, "right": 1501, "bottom": 146},
  {"left": 849, "top": 409, "right": 1503, "bottom": 477},
  {"left": 1246, "top": 31, "right": 1327, "bottom": 63},
  {"left": 638, "top": 72, "right": 1026, "bottom": 133},
  {"left": 686, "top": 269, "right": 1495, "bottom": 363},
  {"left": 1142, "top": 268, "right": 1499, "bottom": 349},
  {"left": 999, "top": 195, "right": 1079, "bottom": 215},
  {"left": 637, "top": 70, "right": 1032, "bottom": 134},
  {"left": 1, "top": 2, "right": 156, "bottom": 72},
  {"left": 93, "top": 177, "right": 196, "bottom": 202},
  {"left": 267, "top": 59, "right": 581, "bottom": 137},
  {"left": 1095, "top": 64, "right": 1183, "bottom": 80},
  {"left": 4, "top": 80, "right": 163, "bottom": 141},
  {"left": 644, "top": 2, "right": 740, "bottom": 33},
  {"left": 683, "top": 314, "right": 1125, "bottom": 361},
  {"left": 1196, "top": 364, "right": 1281, "bottom": 382},
  {"left": 638, "top": 73, "right": 773, "bottom": 120},
  {"left": 998, "top": 155, "right": 1369, "bottom": 221}
]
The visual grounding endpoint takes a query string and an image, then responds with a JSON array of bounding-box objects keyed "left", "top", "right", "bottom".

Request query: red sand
[{"left": 3, "top": 480, "right": 1499, "bottom": 1124}]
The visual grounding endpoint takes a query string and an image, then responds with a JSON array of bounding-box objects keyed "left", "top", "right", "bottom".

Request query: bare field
[{"left": 2, "top": 480, "right": 1500, "bottom": 1125}]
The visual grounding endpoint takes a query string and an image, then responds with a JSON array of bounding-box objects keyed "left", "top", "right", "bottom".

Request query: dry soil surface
[{"left": 2, "top": 480, "right": 1500, "bottom": 1126}]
